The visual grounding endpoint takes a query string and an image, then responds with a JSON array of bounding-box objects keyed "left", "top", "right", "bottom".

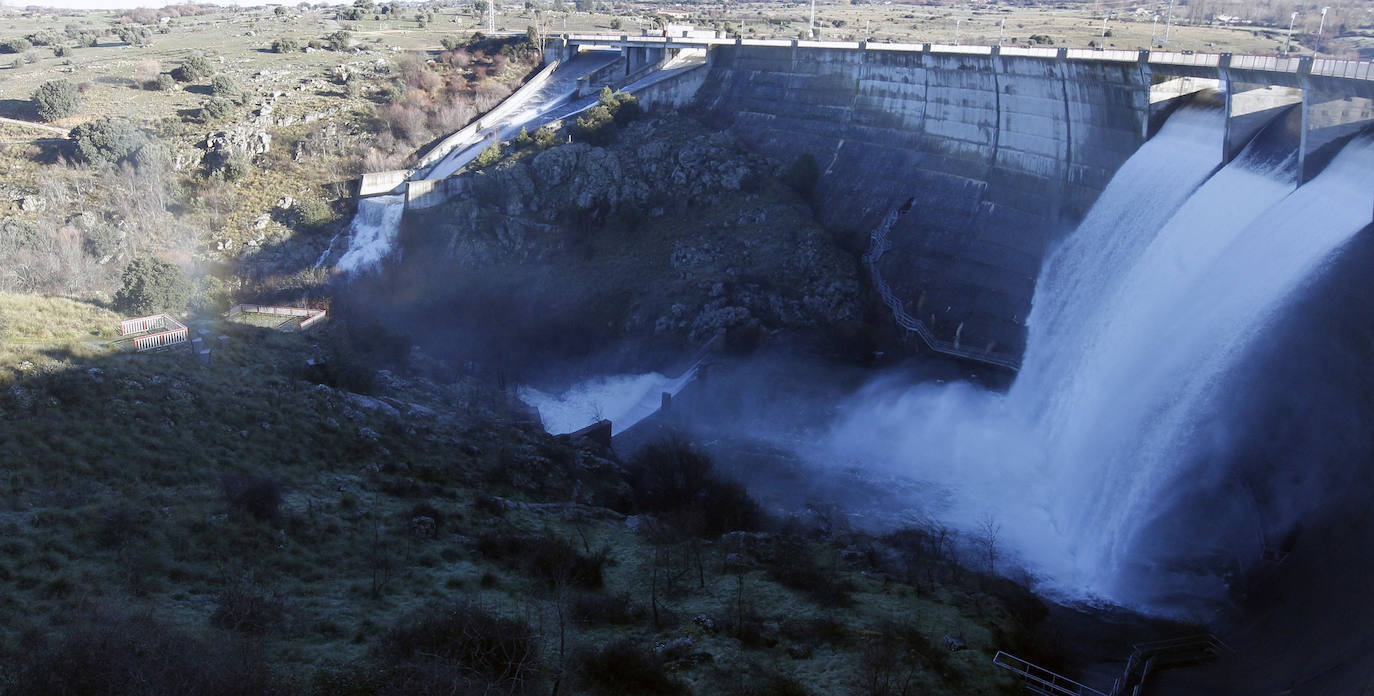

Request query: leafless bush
[
  {"left": 474, "top": 79, "right": 512, "bottom": 112},
  {"left": 376, "top": 601, "right": 541, "bottom": 695}
]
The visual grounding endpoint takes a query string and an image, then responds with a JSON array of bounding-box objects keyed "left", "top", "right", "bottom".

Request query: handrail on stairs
[{"left": 994, "top": 651, "right": 1110, "bottom": 696}]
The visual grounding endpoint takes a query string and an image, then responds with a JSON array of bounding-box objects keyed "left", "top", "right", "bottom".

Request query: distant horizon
[{"left": 0, "top": 0, "right": 343, "bottom": 9}]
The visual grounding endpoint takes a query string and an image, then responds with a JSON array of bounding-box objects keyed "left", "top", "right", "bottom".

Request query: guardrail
[
  {"left": 560, "top": 33, "right": 1374, "bottom": 84},
  {"left": 994, "top": 651, "right": 1109, "bottom": 696},
  {"left": 226, "top": 303, "right": 327, "bottom": 330},
  {"left": 863, "top": 206, "right": 1021, "bottom": 371},
  {"left": 1110, "top": 634, "right": 1231, "bottom": 696},
  {"left": 120, "top": 314, "right": 189, "bottom": 352}
]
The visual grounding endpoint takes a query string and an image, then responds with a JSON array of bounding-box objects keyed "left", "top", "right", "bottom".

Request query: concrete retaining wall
[
  {"left": 633, "top": 63, "right": 711, "bottom": 111},
  {"left": 359, "top": 170, "right": 408, "bottom": 197}
]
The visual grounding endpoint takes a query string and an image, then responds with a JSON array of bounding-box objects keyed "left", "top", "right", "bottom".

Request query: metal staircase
[
  {"left": 862, "top": 204, "right": 1022, "bottom": 371},
  {"left": 995, "top": 634, "right": 1230, "bottom": 696},
  {"left": 994, "top": 651, "right": 1109, "bottom": 696},
  {"left": 1109, "top": 634, "right": 1231, "bottom": 696}
]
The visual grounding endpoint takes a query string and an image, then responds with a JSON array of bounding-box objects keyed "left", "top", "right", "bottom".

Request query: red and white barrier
[
  {"left": 226, "top": 304, "right": 327, "bottom": 331},
  {"left": 120, "top": 314, "right": 189, "bottom": 352}
]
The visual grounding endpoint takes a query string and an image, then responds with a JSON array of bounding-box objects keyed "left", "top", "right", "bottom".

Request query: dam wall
[{"left": 693, "top": 45, "right": 1152, "bottom": 361}]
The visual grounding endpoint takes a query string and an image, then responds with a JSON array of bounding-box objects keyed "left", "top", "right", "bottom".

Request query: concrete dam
[
  {"left": 361, "top": 36, "right": 1374, "bottom": 368},
  {"left": 341, "top": 36, "right": 1374, "bottom": 694}
]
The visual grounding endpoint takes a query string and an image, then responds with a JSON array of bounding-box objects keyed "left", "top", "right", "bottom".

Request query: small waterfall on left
[{"left": 331, "top": 194, "right": 407, "bottom": 274}]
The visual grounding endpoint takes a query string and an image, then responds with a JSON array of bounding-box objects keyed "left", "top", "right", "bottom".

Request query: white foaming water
[
  {"left": 819, "top": 106, "right": 1374, "bottom": 615},
  {"left": 519, "top": 366, "right": 699, "bottom": 435},
  {"left": 336, "top": 195, "right": 406, "bottom": 274}
]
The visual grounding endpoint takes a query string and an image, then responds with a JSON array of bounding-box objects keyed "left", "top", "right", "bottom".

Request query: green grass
[{"left": 0, "top": 293, "right": 1033, "bottom": 694}]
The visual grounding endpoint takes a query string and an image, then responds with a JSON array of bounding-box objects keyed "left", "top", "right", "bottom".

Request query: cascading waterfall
[
  {"left": 818, "top": 104, "right": 1374, "bottom": 616},
  {"left": 519, "top": 364, "right": 700, "bottom": 435},
  {"left": 335, "top": 194, "right": 406, "bottom": 274}
]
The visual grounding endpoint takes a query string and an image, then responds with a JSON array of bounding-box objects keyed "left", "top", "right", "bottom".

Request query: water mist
[{"left": 817, "top": 104, "right": 1374, "bottom": 617}]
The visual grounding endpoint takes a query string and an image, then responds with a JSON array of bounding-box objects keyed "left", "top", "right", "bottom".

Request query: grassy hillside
[{"left": 0, "top": 294, "right": 1044, "bottom": 694}]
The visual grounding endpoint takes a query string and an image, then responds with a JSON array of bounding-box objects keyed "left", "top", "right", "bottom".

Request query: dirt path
[{"left": 0, "top": 116, "right": 70, "bottom": 137}]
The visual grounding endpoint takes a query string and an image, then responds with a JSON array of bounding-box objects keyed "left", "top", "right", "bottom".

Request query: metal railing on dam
[{"left": 559, "top": 33, "right": 1374, "bottom": 87}]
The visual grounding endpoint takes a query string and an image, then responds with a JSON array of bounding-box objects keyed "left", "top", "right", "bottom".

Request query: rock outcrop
[{"left": 390, "top": 116, "right": 864, "bottom": 367}]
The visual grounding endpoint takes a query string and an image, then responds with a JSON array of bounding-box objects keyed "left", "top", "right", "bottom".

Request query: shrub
[
  {"left": 218, "top": 155, "right": 253, "bottom": 182},
  {"left": 533, "top": 125, "right": 559, "bottom": 150},
  {"left": 274, "top": 5, "right": 287, "bottom": 14},
  {"left": 211, "top": 582, "right": 285, "bottom": 634},
  {"left": 328, "top": 30, "right": 352, "bottom": 50},
  {"left": 475, "top": 532, "right": 606, "bottom": 589},
  {"left": 0, "top": 37, "right": 32, "bottom": 53},
  {"left": 295, "top": 197, "right": 335, "bottom": 228},
  {"left": 377, "top": 602, "right": 540, "bottom": 695},
  {"left": 27, "top": 31, "right": 60, "bottom": 46},
  {"left": 83, "top": 224, "right": 122, "bottom": 261},
  {"left": 210, "top": 73, "right": 239, "bottom": 97},
  {"left": 4, "top": 612, "right": 279, "bottom": 696},
  {"left": 153, "top": 73, "right": 176, "bottom": 91},
  {"left": 760, "top": 536, "right": 855, "bottom": 607},
  {"left": 1, "top": 217, "right": 44, "bottom": 249},
  {"left": 220, "top": 472, "right": 283, "bottom": 521},
  {"left": 114, "top": 25, "right": 152, "bottom": 46},
  {"left": 31, "top": 79, "right": 80, "bottom": 121},
  {"left": 70, "top": 117, "right": 146, "bottom": 164},
  {"left": 571, "top": 591, "right": 635, "bottom": 626},
  {"left": 440, "top": 36, "right": 461, "bottom": 51},
  {"left": 177, "top": 53, "right": 213, "bottom": 81},
  {"left": 201, "top": 97, "right": 234, "bottom": 121},
  {"left": 470, "top": 143, "right": 502, "bottom": 169},
  {"left": 624, "top": 439, "right": 763, "bottom": 538},
  {"left": 576, "top": 639, "right": 687, "bottom": 696},
  {"left": 52, "top": 45, "right": 70, "bottom": 58},
  {"left": 573, "top": 88, "right": 640, "bottom": 145},
  {"left": 271, "top": 37, "right": 299, "bottom": 53},
  {"left": 113, "top": 257, "right": 192, "bottom": 316}
]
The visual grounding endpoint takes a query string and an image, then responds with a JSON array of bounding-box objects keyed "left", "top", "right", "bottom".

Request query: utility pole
[
  {"left": 1151, "top": 14, "right": 1159, "bottom": 45},
  {"left": 955, "top": 17, "right": 962, "bottom": 45},
  {"left": 808, "top": 0, "right": 815, "bottom": 39},
  {"left": 1101, "top": 13, "right": 1108, "bottom": 41},
  {"left": 1316, "top": 6, "right": 1329, "bottom": 56},
  {"left": 999, "top": 17, "right": 1005, "bottom": 46},
  {"left": 487, "top": 0, "right": 495, "bottom": 34},
  {"left": 1163, "top": 0, "right": 1176, "bottom": 43},
  {"left": 865, "top": 18, "right": 870, "bottom": 41},
  {"left": 1283, "top": 10, "right": 1298, "bottom": 55}
]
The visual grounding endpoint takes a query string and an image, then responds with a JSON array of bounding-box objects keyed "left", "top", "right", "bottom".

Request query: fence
[
  {"left": 120, "top": 314, "right": 189, "bottom": 353},
  {"left": 226, "top": 304, "right": 327, "bottom": 330}
]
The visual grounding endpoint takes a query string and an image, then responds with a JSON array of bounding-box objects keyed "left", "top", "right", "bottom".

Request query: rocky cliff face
[{"left": 384, "top": 117, "right": 864, "bottom": 371}]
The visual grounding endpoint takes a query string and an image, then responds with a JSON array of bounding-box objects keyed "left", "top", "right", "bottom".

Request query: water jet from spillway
[
  {"left": 816, "top": 104, "right": 1374, "bottom": 617},
  {"left": 335, "top": 194, "right": 406, "bottom": 274},
  {"left": 519, "top": 364, "right": 699, "bottom": 436}
]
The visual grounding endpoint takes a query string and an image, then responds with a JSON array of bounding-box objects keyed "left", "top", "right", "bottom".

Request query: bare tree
[{"left": 976, "top": 514, "right": 1002, "bottom": 575}]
